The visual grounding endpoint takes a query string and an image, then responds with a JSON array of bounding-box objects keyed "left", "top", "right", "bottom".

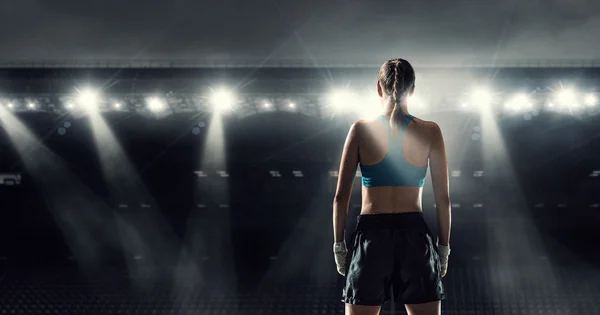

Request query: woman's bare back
[{"left": 357, "top": 115, "right": 437, "bottom": 214}]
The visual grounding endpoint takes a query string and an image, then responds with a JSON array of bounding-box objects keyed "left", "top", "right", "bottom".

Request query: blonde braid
[{"left": 390, "top": 60, "right": 406, "bottom": 130}]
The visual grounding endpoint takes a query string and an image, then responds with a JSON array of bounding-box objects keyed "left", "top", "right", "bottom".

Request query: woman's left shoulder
[{"left": 411, "top": 116, "right": 435, "bottom": 128}]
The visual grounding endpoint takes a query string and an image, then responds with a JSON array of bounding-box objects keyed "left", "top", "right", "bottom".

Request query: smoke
[{"left": 0, "top": 0, "right": 598, "bottom": 65}]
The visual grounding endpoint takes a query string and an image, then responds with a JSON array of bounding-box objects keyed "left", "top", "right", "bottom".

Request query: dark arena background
[{"left": 0, "top": 65, "right": 598, "bottom": 315}]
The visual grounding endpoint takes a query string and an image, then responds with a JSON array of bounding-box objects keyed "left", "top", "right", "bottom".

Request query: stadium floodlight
[
  {"left": 28, "top": 103, "right": 35, "bottom": 109},
  {"left": 504, "top": 93, "right": 533, "bottom": 112},
  {"left": 328, "top": 89, "right": 356, "bottom": 109},
  {"left": 263, "top": 102, "right": 271, "bottom": 108},
  {"left": 7, "top": 103, "right": 13, "bottom": 109},
  {"left": 556, "top": 88, "right": 577, "bottom": 107},
  {"left": 470, "top": 88, "right": 493, "bottom": 107},
  {"left": 584, "top": 93, "right": 597, "bottom": 107},
  {"left": 147, "top": 97, "right": 166, "bottom": 112},
  {"left": 211, "top": 89, "right": 235, "bottom": 112},
  {"left": 354, "top": 88, "right": 384, "bottom": 119},
  {"left": 114, "top": 102, "right": 121, "bottom": 109},
  {"left": 77, "top": 88, "right": 100, "bottom": 109},
  {"left": 289, "top": 102, "right": 295, "bottom": 108}
]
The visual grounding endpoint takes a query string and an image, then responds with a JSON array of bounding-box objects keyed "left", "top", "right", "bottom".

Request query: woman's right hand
[
  {"left": 437, "top": 244, "right": 450, "bottom": 277},
  {"left": 333, "top": 241, "right": 348, "bottom": 276}
]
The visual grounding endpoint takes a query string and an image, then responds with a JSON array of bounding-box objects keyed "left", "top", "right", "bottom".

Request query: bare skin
[
  {"left": 345, "top": 302, "right": 441, "bottom": 315},
  {"left": 333, "top": 82, "right": 450, "bottom": 315},
  {"left": 357, "top": 109, "right": 431, "bottom": 215}
]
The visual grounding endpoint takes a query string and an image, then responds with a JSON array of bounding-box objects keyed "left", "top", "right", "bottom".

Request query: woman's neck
[{"left": 382, "top": 101, "right": 409, "bottom": 117}]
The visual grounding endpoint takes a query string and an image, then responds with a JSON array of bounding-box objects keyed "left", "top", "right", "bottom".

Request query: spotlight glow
[
  {"left": 28, "top": 103, "right": 35, "bottom": 109},
  {"left": 408, "top": 95, "right": 425, "bottom": 110},
  {"left": 211, "top": 89, "right": 235, "bottom": 112},
  {"left": 147, "top": 97, "right": 165, "bottom": 112},
  {"left": 505, "top": 93, "right": 532, "bottom": 112},
  {"left": 7, "top": 103, "right": 14, "bottom": 109},
  {"left": 584, "top": 93, "right": 597, "bottom": 107},
  {"left": 471, "top": 88, "right": 493, "bottom": 107},
  {"left": 356, "top": 88, "right": 384, "bottom": 119},
  {"left": 329, "top": 90, "right": 356, "bottom": 109},
  {"left": 114, "top": 102, "right": 121, "bottom": 109},
  {"left": 66, "top": 103, "right": 74, "bottom": 109},
  {"left": 78, "top": 89, "right": 99, "bottom": 108},
  {"left": 264, "top": 102, "right": 271, "bottom": 108},
  {"left": 556, "top": 89, "right": 577, "bottom": 106},
  {"left": 289, "top": 102, "right": 295, "bottom": 108}
]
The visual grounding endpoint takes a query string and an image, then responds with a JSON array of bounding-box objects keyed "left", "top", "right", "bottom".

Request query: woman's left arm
[{"left": 333, "top": 121, "right": 361, "bottom": 243}]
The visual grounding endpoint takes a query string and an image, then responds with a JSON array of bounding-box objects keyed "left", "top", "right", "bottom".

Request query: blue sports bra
[{"left": 359, "top": 114, "right": 428, "bottom": 187}]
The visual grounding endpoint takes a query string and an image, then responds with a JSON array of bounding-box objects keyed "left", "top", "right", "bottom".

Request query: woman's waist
[
  {"left": 361, "top": 186, "right": 422, "bottom": 205},
  {"left": 360, "top": 207, "right": 422, "bottom": 215},
  {"left": 354, "top": 211, "right": 430, "bottom": 232},
  {"left": 360, "top": 200, "right": 422, "bottom": 215}
]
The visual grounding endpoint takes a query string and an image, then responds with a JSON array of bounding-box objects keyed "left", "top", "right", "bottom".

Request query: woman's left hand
[{"left": 333, "top": 241, "right": 348, "bottom": 276}]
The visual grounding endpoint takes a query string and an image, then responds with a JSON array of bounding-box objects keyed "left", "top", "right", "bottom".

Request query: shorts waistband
[{"left": 355, "top": 212, "right": 430, "bottom": 232}]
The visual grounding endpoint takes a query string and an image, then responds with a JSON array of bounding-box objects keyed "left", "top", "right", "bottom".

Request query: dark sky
[{"left": 1, "top": 0, "right": 599, "bottom": 66}]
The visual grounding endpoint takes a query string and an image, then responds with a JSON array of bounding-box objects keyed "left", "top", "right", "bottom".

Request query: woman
[{"left": 332, "top": 58, "right": 451, "bottom": 315}]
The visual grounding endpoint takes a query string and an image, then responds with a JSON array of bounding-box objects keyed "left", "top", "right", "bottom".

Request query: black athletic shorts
[{"left": 342, "top": 212, "right": 445, "bottom": 306}]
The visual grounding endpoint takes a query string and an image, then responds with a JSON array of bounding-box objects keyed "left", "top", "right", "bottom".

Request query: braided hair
[{"left": 377, "top": 58, "right": 416, "bottom": 131}]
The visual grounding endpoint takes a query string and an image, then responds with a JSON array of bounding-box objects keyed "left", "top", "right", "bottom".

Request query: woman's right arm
[{"left": 429, "top": 122, "right": 451, "bottom": 246}]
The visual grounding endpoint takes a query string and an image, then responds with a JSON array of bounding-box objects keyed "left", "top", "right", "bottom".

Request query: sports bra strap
[{"left": 402, "top": 114, "right": 415, "bottom": 131}]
